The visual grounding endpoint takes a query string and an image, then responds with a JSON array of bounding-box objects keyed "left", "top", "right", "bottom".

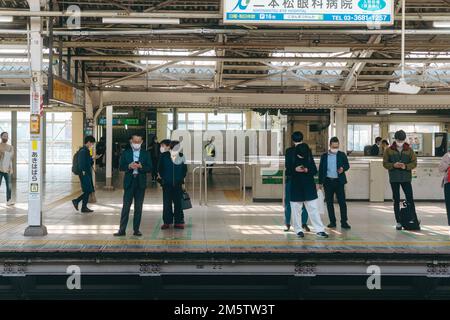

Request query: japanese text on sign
[{"left": 223, "top": 0, "right": 394, "bottom": 25}]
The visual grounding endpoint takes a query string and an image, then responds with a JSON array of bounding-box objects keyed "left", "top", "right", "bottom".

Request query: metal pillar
[
  {"left": 25, "top": 0, "right": 47, "bottom": 237},
  {"left": 329, "top": 108, "right": 347, "bottom": 152},
  {"left": 42, "top": 112, "right": 46, "bottom": 176},
  {"left": 173, "top": 108, "right": 178, "bottom": 130},
  {"left": 335, "top": 108, "right": 348, "bottom": 152},
  {"left": 104, "top": 104, "right": 114, "bottom": 190},
  {"left": 11, "top": 111, "right": 17, "bottom": 181}
]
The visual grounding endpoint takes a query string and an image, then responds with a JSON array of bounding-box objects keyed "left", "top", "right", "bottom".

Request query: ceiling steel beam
[{"left": 68, "top": 55, "right": 450, "bottom": 64}]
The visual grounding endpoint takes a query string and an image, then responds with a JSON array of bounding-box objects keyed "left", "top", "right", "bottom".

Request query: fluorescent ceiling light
[
  {"left": 102, "top": 17, "right": 180, "bottom": 25},
  {"left": 433, "top": 21, "right": 450, "bottom": 28},
  {"left": 379, "top": 110, "right": 417, "bottom": 115},
  {"left": 284, "top": 47, "right": 350, "bottom": 53},
  {"left": 389, "top": 78, "right": 421, "bottom": 94},
  {"left": 0, "top": 16, "right": 13, "bottom": 23},
  {"left": 113, "top": 112, "right": 128, "bottom": 115}
]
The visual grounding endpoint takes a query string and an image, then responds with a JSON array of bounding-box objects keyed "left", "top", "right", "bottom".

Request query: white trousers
[{"left": 290, "top": 199, "right": 325, "bottom": 234}]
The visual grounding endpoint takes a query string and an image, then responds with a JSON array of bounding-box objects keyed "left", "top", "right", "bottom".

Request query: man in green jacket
[{"left": 383, "top": 130, "right": 418, "bottom": 230}]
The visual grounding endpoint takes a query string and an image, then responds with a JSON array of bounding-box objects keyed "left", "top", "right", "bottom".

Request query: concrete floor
[{"left": 0, "top": 168, "right": 449, "bottom": 254}]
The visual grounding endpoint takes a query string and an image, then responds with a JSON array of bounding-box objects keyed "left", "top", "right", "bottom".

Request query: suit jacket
[
  {"left": 78, "top": 146, "right": 94, "bottom": 193},
  {"left": 318, "top": 151, "right": 350, "bottom": 185},
  {"left": 119, "top": 148, "right": 152, "bottom": 189},
  {"left": 158, "top": 152, "right": 187, "bottom": 186},
  {"left": 370, "top": 144, "right": 380, "bottom": 156}
]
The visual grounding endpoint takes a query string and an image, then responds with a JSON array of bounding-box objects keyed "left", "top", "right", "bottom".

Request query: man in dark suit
[
  {"left": 114, "top": 134, "right": 152, "bottom": 237},
  {"left": 72, "top": 135, "right": 96, "bottom": 213},
  {"left": 319, "top": 137, "right": 351, "bottom": 229},
  {"left": 370, "top": 137, "right": 382, "bottom": 156}
]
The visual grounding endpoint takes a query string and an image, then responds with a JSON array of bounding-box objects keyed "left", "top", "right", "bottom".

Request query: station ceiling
[{"left": 2, "top": 0, "right": 450, "bottom": 107}]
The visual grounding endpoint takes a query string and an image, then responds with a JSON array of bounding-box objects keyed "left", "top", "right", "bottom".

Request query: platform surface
[{"left": 1, "top": 175, "right": 449, "bottom": 257}]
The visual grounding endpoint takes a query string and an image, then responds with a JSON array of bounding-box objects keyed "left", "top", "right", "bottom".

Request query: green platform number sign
[{"left": 261, "top": 169, "right": 283, "bottom": 185}]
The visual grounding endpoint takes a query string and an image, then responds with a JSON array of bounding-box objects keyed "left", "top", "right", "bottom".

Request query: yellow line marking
[{"left": 1, "top": 239, "right": 450, "bottom": 247}]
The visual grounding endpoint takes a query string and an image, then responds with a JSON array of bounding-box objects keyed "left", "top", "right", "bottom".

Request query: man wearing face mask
[
  {"left": 383, "top": 130, "right": 418, "bottom": 230},
  {"left": 72, "top": 136, "right": 96, "bottom": 213},
  {"left": 114, "top": 134, "right": 152, "bottom": 237},
  {"left": 0, "top": 132, "right": 14, "bottom": 206},
  {"left": 319, "top": 137, "right": 351, "bottom": 229},
  {"left": 158, "top": 140, "right": 187, "bottom": 230}
]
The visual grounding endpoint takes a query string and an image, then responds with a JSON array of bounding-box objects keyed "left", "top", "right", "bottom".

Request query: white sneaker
[
  {"left": 396, "top": 223, "right": 402, "bottom": 230},
  {"left": 6, "top": 200, "right": 15, "bottom": 206}
]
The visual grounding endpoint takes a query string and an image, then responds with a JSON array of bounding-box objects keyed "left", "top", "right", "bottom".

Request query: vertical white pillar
[
  {"left": 11, "top": 111, "right": 17, "bottom": 180},
  {"left": 104, "top": 104, "right": 114, "bottom": 190},
  {"left": 335, "top": 108, "right": 348, "bottom": 152},
  {"left": 25, "top": 0, "right": 47, "bottom": 236}
]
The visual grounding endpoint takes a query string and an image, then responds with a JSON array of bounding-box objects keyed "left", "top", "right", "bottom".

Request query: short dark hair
[
  {"left": 0, "top": 132, "right": 7, "bottom": 138},
  {"left": 84, "top": 135, "right": 96, "bottom": 144},
  {"left": 375, "top": 137, "right": 382, "bottom": 143},
  {"left": 131, "top": 133, "right": 143, "bottom": 139},
  {"left": 160, "top": 139, "right": 171, "bottom": 146},
  {"left": 291, "top": 131, "right": 304, "bottom": 143},
  {"left": 382, "top": 139, "right": 389, "bottom": 145},
  {"left": 394, "top": 130, "right": 407, "bottom": 141},
  {"left": 169, "top": 140, "right": 180, "bottom": 150},
  {"left": 330, "top": 136, "right": 340, "bottom": 144}
]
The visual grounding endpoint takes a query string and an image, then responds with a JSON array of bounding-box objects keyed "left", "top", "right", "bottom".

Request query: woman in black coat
[{"left": 286, "top": 143, "right": 328, "bottom": 238}]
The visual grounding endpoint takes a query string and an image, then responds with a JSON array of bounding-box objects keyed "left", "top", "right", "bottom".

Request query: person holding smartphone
[
  {"left": 114, "top": 134, "right": 152, "bottom": 237},
  {"left": 383, "top": 130, "right": 418, "bottom": 230},
  {"left": 286, "top": 137, "right": 328, "bottom": 239}
]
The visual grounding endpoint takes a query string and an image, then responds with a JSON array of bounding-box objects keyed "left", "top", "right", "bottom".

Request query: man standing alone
[
  {"left": 319, "top": 137, "right": 351, "bottom": 229},
  {"left": 0, "top": 132, "right": 14, "bottom": 206},
  {"left": 114, "top": 134, "right": 151, "bottom": 237},
  {"left": 72, "top": 136, "right": 96, "bottom": 213}
]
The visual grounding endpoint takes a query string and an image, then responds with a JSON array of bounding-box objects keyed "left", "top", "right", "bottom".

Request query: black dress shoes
[
  {"left": 113, "top": 231, "right": 126, "bottom": 237},
  {"left": 81, "top": 207, "right": 94, "bottom": 213},
  {"left": 133, "top": 231, "right": 142, "bottom": 236},
  {"left": 72, "top": 199, "right": 79, "bottom": 211}
]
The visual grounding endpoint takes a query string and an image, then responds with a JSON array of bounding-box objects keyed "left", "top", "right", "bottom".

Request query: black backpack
[
  {"left": 72, "top": 148, "right": 82, "bottom": 176},
  {"left": 400, "top": 201, "right": 421, "bottom": 231}
]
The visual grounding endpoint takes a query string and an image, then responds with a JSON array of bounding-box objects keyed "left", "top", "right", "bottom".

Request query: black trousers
[
  {"left": 74, "top": 192, "right": 90, "bottom": 209},
  {"left": 119, "top": 177, "right": 146, "bottom": 233},
  {"left": 444, "top": 183, "right": 450, "bottom": 226},
  {"left": 323, "top": 178, "right": 348, "bottom": 224},
  {"left": 162, "top": 183, "right": 184, "bottom": 225},
  {"left": 390, "top": 182, "right": 415, "bottom": 223}
]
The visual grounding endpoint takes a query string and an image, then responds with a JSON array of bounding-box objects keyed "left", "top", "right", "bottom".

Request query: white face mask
[
  {"left": 170, "top": 150, "right": 179, "bottom": 157},
  {"left": 131, "top": 143, "right": 142, "bottom": 150},
  {"left": 160, "top": 146, "right": 166, "bottom": 153},
  {"left": 330, "top": 148, "right": 339, "bottom": 154}
]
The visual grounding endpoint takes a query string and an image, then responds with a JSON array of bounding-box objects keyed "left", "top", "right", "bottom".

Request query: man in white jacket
[{"left": 0, "top": 132, "right": 14, "bottom": 206}]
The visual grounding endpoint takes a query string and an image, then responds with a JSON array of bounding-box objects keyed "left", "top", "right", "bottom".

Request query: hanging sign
[{"left": 223, "top": 0, "right": 394, "bottom": 25}]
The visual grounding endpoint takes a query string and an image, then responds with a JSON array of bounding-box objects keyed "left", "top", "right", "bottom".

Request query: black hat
[{"left": 394, "top": 130, "right": 407, "bottom": 141}]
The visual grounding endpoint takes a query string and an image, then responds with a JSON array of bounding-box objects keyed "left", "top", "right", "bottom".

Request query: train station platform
[
  {"left": 1, "top": 173, "right": 450, "bottom": 299},
  {"left": 1, "top": 186, "right": 449, "bottom": 257}
]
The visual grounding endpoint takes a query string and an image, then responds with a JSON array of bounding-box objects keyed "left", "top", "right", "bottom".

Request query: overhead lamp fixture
[
  {"left": 433, "top": 21, "right": 450, "bottom": 28},
  {"left": 113, "top": 112, "right": 128, "bottom": 115},
  {"left": 378, "top": 110, "right": 417, "bottom": 115},
  {"left": 0, "top": 16, "right": 13, "bottom": 23},
  {"left": 389, "top": 0, "right": 421, "bottom": 95},
  {"left": 102, "top": 17, "right": 180, "bottom": 25}
]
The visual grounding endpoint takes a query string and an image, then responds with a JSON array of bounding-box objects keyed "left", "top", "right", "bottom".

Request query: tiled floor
[{"left": 0, "top": 170, "right": 449, "bottom": 255}]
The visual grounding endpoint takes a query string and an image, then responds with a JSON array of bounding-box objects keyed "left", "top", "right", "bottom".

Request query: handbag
[
  {"left": 182, "top": 190, "right": 192, "bottom": 210},
  {"left": 317, "top": 189, "right": 325, "bottom": 216}
]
